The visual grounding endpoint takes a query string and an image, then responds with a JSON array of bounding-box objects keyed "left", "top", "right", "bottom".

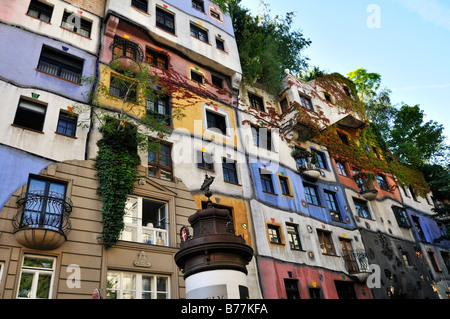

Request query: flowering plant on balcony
[
  {"left": 291, "top": 148, "right": 318, "bottom": 164},
  {"left": 353, "top": 170, "right": 377, "bottom": 189}
]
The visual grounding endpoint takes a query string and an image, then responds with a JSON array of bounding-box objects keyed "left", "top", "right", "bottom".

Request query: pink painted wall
[
  {"left": 258, "top": 257, "right": 373, "bottom": 299},
  {"left": 101, "top": 17, "right": 235, "bottom": 106}
]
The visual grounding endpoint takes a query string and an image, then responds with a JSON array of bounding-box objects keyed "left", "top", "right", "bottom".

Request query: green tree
[
  {"left": 389, "top": 104, "right": 449, "bottom": 167},
  {"left": 229, "top": 0, "right": 311, "bottom": 95}
]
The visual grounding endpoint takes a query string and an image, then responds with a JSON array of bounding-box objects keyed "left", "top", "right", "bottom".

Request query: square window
[
  {"left": 122, "top": 197, "right": 168, "bottom": 245},
  {"left": 260, "top": 170, "right": 275, "bottom": 194},
  {"left": 216, "top": 38, "right": 225, "bottom": 51},
  {"left": 109, "top": 75, "right": 137, "bottom": 102},
  {"left": 284, "top": 279, "right": 300, "bottom": 299},
  {"left": 336, "top": 161, "right": 348, "bottom": 176},
  {"left": 13, "top": 98, "right": 47, "bottom": 131},
  {"left": 146, "top": 96, "right": 171, "bottom": 126},
  {"left": 190, "top": 23, "right": 209, "bottom": 43},
  {"left": 223, "top": 158, "right": 238, "bottom": 184},
  {"left": 353, "top": 198, "right": 372, "bottom": 219},
  {"left": 304, "top": 183, "right": 321, "bottom": 206},
  {"left": 17, "top": 255, "right": 56, "bottom": 299},
  {"left": 27, "top": 0, "right": 53, "bottom": 23},
  {"left": 106, "top": 271, "right": 169, "bottom": 299},
  {"left": 192, "top": 0, "right": 205, "bottom": 12},
  {"left": 146, "top": 48, "right": 168, "bottom": 69},
  {"left": 206, "top": 110, "right": 227, "bottom": 135},
  {"left": 37, "top": 46, "right": 84, "bottom": 83},
  {"left": 148, "top": 141, "right": 173, "bottom": 181},
  {"left": 211, "top": 75, "right": 223, "bottom": 89},
  {"left": 317, "top": 230, "right": 336, "bottom": 255},
  {"left": 312, "top": 149, "right": 327, "bottom": 169},
  {"left": 156, "top": 7, "right": 175, "bottom": 34},
  {"left": 191, "top": 70, "right": 205, "bottom": 84},
  {"left": 286, "top": 223, "right": 302, "bottom": 250},
  {"left": 324, "top": 190, "right": 342, "bottom": 221},
  {"left": 377, "top": 175, "right": 389, "bottom": 191},
  {"left": 132, "top": 0, "right": 148, "bottom": 12},
  {"left": 197, "top": 151, "right": 214, "bottom": 171},
  {"left": 56, "top": 111, "right": 77, "bottom": 137},
  {"left": 248, "top": 93, "right": 265, "bottom": 112},
  {"left": 280, "top": 97, "right": 289, "bottom": 113},
  {"left": 61, "top": 11, "right": 92, "bottom": 38},
  {"left": 309, "top": 287, "right": 322, "bottom": 299},
  {"left": 299, "top": 93, "right": 313, "bottom": 111},
  {"left": 210, "top": 8, "right": 222, "bottom": 21},
  {"left": 338, "top": 131, "right": 349, "bottom": 145},
  {"left": 279, "top": 176, "right": 291, "bottom": 196},
  {"left": 267, "top": 224, "right": 281, "bottom": 244},
  {"left": 251, "top": 126, "right": 272, "bottom": 151}
]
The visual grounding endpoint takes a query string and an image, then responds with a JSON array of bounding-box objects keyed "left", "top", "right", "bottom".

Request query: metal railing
[
  {"left": 342, "top": 250, "right": 370, "bottom": 274},
  {"left": 13, "top": 192, "right": 73, "bottom": 236}
]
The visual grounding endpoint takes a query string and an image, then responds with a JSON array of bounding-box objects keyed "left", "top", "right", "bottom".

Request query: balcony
[
  {"left": 13, "top": 192, "right": 73, "bottom": 250},
  {"left": 342, "top": 250, "right": 371, "bottom": 282}
]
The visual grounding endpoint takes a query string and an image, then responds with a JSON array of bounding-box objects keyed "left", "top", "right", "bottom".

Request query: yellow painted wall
[{"left": 192, "top": 194, "right": 254, "bottom": 248}]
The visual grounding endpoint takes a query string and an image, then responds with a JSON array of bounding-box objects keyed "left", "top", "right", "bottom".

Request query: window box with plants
[
  {"left": 291, "top": 148, "right": 322, "bottom": 182},
  {"left": 353, "top": 170, "right": 378, "bottom": 200}
]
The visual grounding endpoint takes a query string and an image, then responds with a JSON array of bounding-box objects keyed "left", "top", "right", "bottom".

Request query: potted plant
[{"left": 291, "top": 148, "right": 321, "bottom": 182}]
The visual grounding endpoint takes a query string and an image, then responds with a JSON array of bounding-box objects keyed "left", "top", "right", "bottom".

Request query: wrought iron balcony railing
[
  {"left": 13, "top": 192, "right": 73, "bottom": 236},
  {"left": 342, "top": 249, "right": 370, "bottom": 274}
]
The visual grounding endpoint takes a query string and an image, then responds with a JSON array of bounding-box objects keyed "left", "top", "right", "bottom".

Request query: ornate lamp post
[{"left": 175, "top": 175, "right": 254, "bottom": 299}]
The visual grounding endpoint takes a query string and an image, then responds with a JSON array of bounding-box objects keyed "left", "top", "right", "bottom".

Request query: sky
[{"left": 239, "top": 0, "right": 450, "bottom": 147}]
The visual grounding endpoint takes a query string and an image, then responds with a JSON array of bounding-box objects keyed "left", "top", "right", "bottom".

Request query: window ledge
[
  {"left": 60, "top": 26, "right": 92, "bottom": 40},
  {"left": 25, "top": 14, "right": 51, "bottom": 24},
  {"left": 224, "top": 180, "right": 241, "bottom": 187},
  {"left": 155, "top": 26, "right": 177, "bottom": 37},
  {"left": 131, "top": 5, "right": 150, "bottom": 15},
  {"left": 11, "top": 124, "right": 44, "bottom": 134},
  {"left": 263, "top": 191, "right": 278, "bottom": 196},
  {"left": 55, "top": 132, "right": 77, "bottom": 139},
  {"left": 35, "top": 69, "right": 82, "bottom": 86}
]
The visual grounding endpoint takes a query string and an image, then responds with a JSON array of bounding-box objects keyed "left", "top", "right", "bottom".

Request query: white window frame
[
  {"left": 17, "top": 255, "right": 56, "bottom": 299},
  {"left": 106, "top": 271, "right": 170, "bottom": 299},
  {"left": 121, "top": 196, "right": 169, "bottom": 246}
]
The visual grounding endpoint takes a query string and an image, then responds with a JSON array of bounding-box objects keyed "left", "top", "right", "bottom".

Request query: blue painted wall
[
  {"left": 250, "top": 161, "right": 356, "bottom": 229},
  {"left": 407, "top": 209, "right": 450, "bottom": 247},
  {"left": 0, "top": 24, "right": 96, "bottom": 103},
  {"left": 0, "top": 144, "right": 53, "bottom": 210}
]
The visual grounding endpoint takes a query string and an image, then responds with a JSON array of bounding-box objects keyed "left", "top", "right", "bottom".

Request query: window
[
  {"left": 377, "top": 175, "right": 389, "bottom": 191},
  {"left": 192, "top": 0, "right": 205, "bottom": 12},
  {"left": 56, "top": 111, "right": 77, "bottom": 137},
  {"left": 409, "top": 185, "right": 418, "bottom": 201},
  {"left": 145, "top": 48, "right": 168, "bottom": 69},
  {"left": 312, "top": 149, "right": 327, "bottom": 169},
  {"left": 427, "top": 250, "right": 441, "bottom": 272},
  {"left": 401, "top": 251, "right": 411, "bottom": 266},
  {"left": 109, "top": 75, "right": 137, "bottom": 102},
  {"left": 112, "top": 36, "right": 144, "bottom": 61},
  {"left": 317, "top": 230, "right": 336, "bottom": 255},
  {"left": 324, "top": 191, "right": 342, "bottom": 221},
  {"left": 280, "top": 97, "right": 289, "bottom": 113},
  {"left": 299, "top": 93, "right": 313, "bottom": 111},
  {"left": 216, "top": 37, "right": 225, "bottom": 51},
  {"left": 27, "top": 0, "right": 53, "bottom": 23},
  {"left": 309, "top": 287, "right": 322, "bottom": 299},
  {"left": 197, "top": 151, "right": 214, "bottom": 171},
  {"left": 61, "top": 11, "right": 92, "bottom": 38},
  {"left": 0, "top": 262, "right": 3, "bottom": 287},
  {"left": 191, "top": 70, "right": 205, "bottom": 84},
  {"left": 353, "top": 198, "right": 372, "bottom": 219},
  {"left": 248, "top": 93, "right": 265, "bottom": 111},
  {"left": 106, "top": 271, "right": 169, "bottom": 299},
  {"left": 156, "top": 7, "right": 175, "bottom": 34},
  {"left": 222, "top": 158, "right": 238, "bottom": 184},
  {"left": 131, "top": 0, "right": 148, "bottom": 12},
  {"left": 440, "top": 252, "right": 450, "bottom": 273},
  {"left": 13, "top": 98, "right": 47, "bottom": 131},
  {"left": 267, "top": 224, "right": 281, "bottom": 244},
  {"left": 279, "top": 176, "right": 292, "bottom": 196},
  {"left": 210, "top": 8, "right": 222, "bottom": 21},
  {"left": 190, "top": 23, "right": 208, "bottom": 43},
  {"left": 304, "top": 183, "right": 321, "bottom": 206},
  {"left": 412, "top": 216, "right": 426, "bottom": 241},
  {"left": 146, "top": 96, "right": 171, "bottom": 126},
  {"left": 17, "top": 255, "right": 55, "bottom": 299},
  {"left": 19, "top": 176, "right": 67, "bottom": 232},
  {"left": 206, "top": 110, "right": 227, "bottom": 135},
  {"left": 251, "top": 126, "right": 272, "bottom": 151},
  {"left": 37, "top": 46, "right": 84, "bottom": 83},
  {"left": 338, "top": 131, "right": 349, "bottom": 145},
  {"left": 335, "top": 281, "right": 357, "bottom": 299},
  {"left": 148, "top": 141, "right": 173, "bottom": 181},
  {"left": 324, "top": 92, "right": 332, "bottom": 103},
  {"left": 392, "top": 206, "right": 410, "bottom": 229},
  {"left": 121, "top": 197, "right": 168, "bottom": 246},
  {"left": 336, "top": 161, "right": 348, "bottom": 176},
  {"left": 260, "top": 170, "right": 275, "bottom": 194},
  {"left": 286, "top": 223, "right": 302, "bottom": 250},
  {"left": 284, "top": 279, "right": 300, "bottom": 299},
  {"left": 211, "top": 75, "right": 223, "bottom": 89}
]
